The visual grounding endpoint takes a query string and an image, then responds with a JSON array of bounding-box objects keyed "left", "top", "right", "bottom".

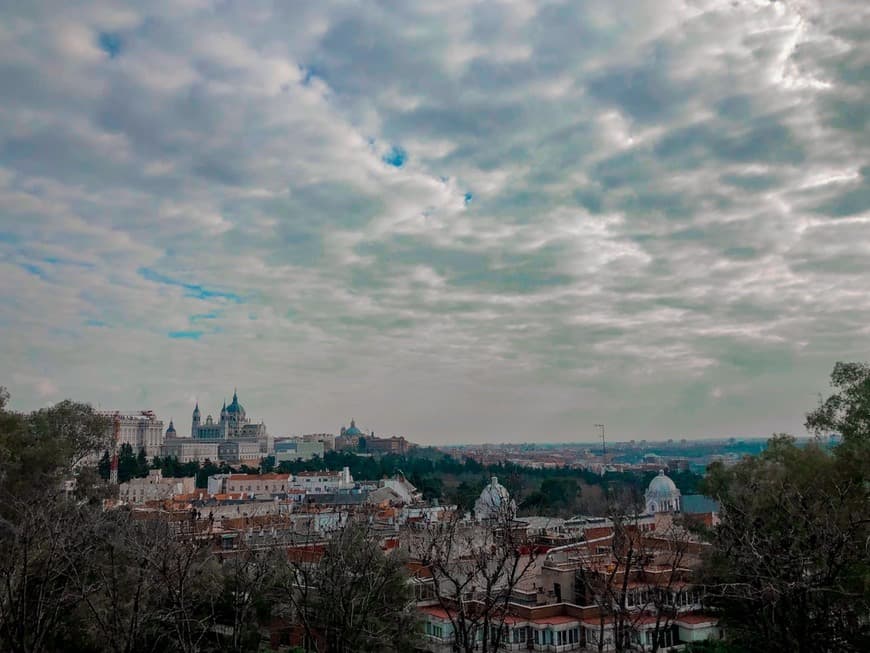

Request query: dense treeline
[{"left": 105, "top": 439, "right": 705, "bottom": 517}]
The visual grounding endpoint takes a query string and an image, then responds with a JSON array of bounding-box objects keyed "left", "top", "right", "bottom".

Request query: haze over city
[{"left": 1, "top": 0, "right": 867, "bottom": 444}]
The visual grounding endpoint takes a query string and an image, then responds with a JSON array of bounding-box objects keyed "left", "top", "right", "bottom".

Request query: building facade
[
  {"left": 118, "top": 469, "right": 195, "bottom": 504},
  {"left": 275, "top": 438, "right": 324, "bottom": 462},
  {"left": 100, "top": 410, "right": 164, "bottom": 458},
  {"left": 161, "top": 390, "right": 271, "bottom": 463}
]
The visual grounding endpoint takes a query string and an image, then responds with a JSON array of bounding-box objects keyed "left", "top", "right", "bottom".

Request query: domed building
[
  {"left": 161, "top": 390, "right": 270, "bottom": 464},
  {"left": 474, "top": 476, "right": 516, "bottom": 521},
  {"left": 341, "top": 419, "right": 363, "bottom": 438},
  {"left": 645, "top": 470, "right": 681, "bottom": 514},
  {"left": 335, "top": 419, "right": 367, "bottom": 450}
]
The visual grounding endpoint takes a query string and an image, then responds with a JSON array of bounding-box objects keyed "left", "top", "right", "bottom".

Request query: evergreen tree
[
  {"left": 135, "top": 448, "right": 149, "bottom": 478},
  {"left": 116, "top": 443, "right": 137, "bottom": 484},
  {"left": 97, "top": 450, "right": 111, "bottom": 481}
]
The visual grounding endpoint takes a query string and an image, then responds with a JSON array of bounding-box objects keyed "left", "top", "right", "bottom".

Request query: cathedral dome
[
  {"left": 647, "top": 470, "right": 679, "bottom": 497},
  {"left": 226, "top": 390, "right": 244, "bottom": 415},
  {"left": 344, "top": 419, "right": 363, "bottom": 436},
  {"left": 166, "top": 420, "right": 176, "bottom": 436},
  {"left": 474, "top": 476, "right": 514, "bottom": 520},
  {"left": 645, "top": 470, "right": 681, "bottom": 513}
]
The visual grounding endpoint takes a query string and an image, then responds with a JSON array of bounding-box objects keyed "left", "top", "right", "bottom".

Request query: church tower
[{"left": 191, "top": 402, "right": 201, "bottom": 438}]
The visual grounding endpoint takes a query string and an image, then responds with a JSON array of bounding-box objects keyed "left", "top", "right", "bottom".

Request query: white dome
[
  {"left": 475, "top": 476, "right": 513, "bottom": 519},
  {"left": 645, "top": 470, "right": 681, "bottom": 514},
  {"left": 647, "top": 470, "right": 679, "bottom": 497}
]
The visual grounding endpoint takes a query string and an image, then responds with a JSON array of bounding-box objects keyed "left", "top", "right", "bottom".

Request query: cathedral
[
  {"left": 191, "top": 389, "right": 266, "bottom": 440},
  {"left": 161, "top": 389, "right": 270, "bottom": 464}
]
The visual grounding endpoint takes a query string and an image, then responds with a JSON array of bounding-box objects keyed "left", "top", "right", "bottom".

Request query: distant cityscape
[{"left": 98, "top": 388, "right": 815, "bottom": 481}]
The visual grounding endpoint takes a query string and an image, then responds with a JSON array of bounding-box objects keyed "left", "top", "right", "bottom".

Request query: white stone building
[
  {"left": 118, "top": 469, "right": 195, "bottom": 504},
  {"left": 223, "top": 473, "right": 293, "bottom": 495},
  {"left": 289, "top": 467, "right": 354, "bottom": 493},
  {"left": 380, "top": 472, "right": 421, "bottom": 504},
  {"left": 100, "top": 410, "right": 164, "bottom": 458}
]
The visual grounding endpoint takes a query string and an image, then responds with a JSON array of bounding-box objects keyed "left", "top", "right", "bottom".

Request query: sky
[{"left": 0, "top": 0, "right": 868, "bottom": 444}]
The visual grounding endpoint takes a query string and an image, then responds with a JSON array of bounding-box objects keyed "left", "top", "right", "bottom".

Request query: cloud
[{"left": 0, "top": 0, "right": 868, "bottom": 443}]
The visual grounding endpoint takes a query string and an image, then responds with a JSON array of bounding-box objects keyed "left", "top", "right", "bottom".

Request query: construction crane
[{"left": 110, "top": 412, "right": 120, "bottom": 484}]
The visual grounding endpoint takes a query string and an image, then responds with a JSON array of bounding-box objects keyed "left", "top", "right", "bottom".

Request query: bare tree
[
  {"left": 412, "top": 499, "right": 538, "bottom": 653},
  {"left": 576, "top": 508, "right": 694, "bottom": 653},
  {"left": 273, "top": 516, "right": 420, "bottom": 653},
  {"left": 144, "top": 515, "right": 223, "bottom": 653},
  {"left": 0, "top": 494, "right": 96, "bottom": 653},
  {"left": 213, "top": 544, "right": 277, "bottom": 653}
]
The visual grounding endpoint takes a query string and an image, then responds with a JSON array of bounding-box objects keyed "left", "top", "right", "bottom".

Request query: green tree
[
  {"left": 700, "top": 364, "right": 870, "bottom": 652},
  {"left": 260, "top": 455, "right": 276, "bottom": 474},
  {"left": 0, "top": 389, "right": 110, "bottom": 504},
  {"left": 196, "top": 459, "right": 220, "bottom": 488},
  {"left": 135, "top": 448, "right": 149, "bottom": 478},
  {"left": 806, "top": 361, "right": 870, "bottom": 448},
  {"left": 116, "top": 443, "right": 138, "bottom": 484},
  {"left": 97, "top": 450, "right": 111, "bottom": 481}
]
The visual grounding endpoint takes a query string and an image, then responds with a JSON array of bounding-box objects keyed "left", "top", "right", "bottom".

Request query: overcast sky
[{"left": 1, "top": 0, "right": 868, "bottom": 444}]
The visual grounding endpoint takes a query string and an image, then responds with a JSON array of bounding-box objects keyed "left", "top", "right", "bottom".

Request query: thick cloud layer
[{"left": 1, "top": 0, "right": 867, "bottom": 443}]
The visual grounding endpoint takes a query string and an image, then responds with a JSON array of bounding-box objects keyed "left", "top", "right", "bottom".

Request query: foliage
[
  {"left": 518, "top": 477, "right": 580, "bottom": 515},
  {"left": 275, "top": 521, "right": 419, "bottom": 653},
  {"left": 0, "top": 390, "right": 111, "bottom": 503},
  {"left": 805, "top": 361, "right": 870, "bottom": 447},
  {"left": 699, "top": 363, "right": 870, "bottom": 653}
]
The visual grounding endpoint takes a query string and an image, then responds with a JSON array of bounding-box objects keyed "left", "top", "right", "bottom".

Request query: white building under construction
[{"left": 98, "top": 410, "right": 164, "bottom": 458}]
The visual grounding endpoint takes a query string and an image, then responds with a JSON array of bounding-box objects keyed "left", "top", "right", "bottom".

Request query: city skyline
[{"left": 2, "top": 1, "right": 868, "bottom": 444}]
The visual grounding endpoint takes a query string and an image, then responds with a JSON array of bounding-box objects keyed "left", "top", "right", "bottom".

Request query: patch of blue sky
[
  {"left": 85, "top": 319, "right": 107, "bottom": 327},
  {"left": 299, "top": 64, "right": 325, "bottom": 86},
  {"left": 0, "top": 232, "right": 20, "bottom": 244},
  {"left": 138, "top": 268, "right": 242, "bottom": 303},
  {"left": 464, "top": 192, "right": 473, "bottom": 205},
  {"left": 168, "top": 330, "right": 204, "bottom": 340},
  {"left": 19, "top": 262, "right": 47, "bottom": 279},
  {"left": 98, "top": 32, "right": 122, "bottom": 58},
  {"left": 383, "top": 146, "right": 407, "bottom": 168},
  {"left": 190, "top": 311, "right": 220, "bottom": 322},
  {"left": 41, "top": 255, "right": 95, "bottom": 269}
]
